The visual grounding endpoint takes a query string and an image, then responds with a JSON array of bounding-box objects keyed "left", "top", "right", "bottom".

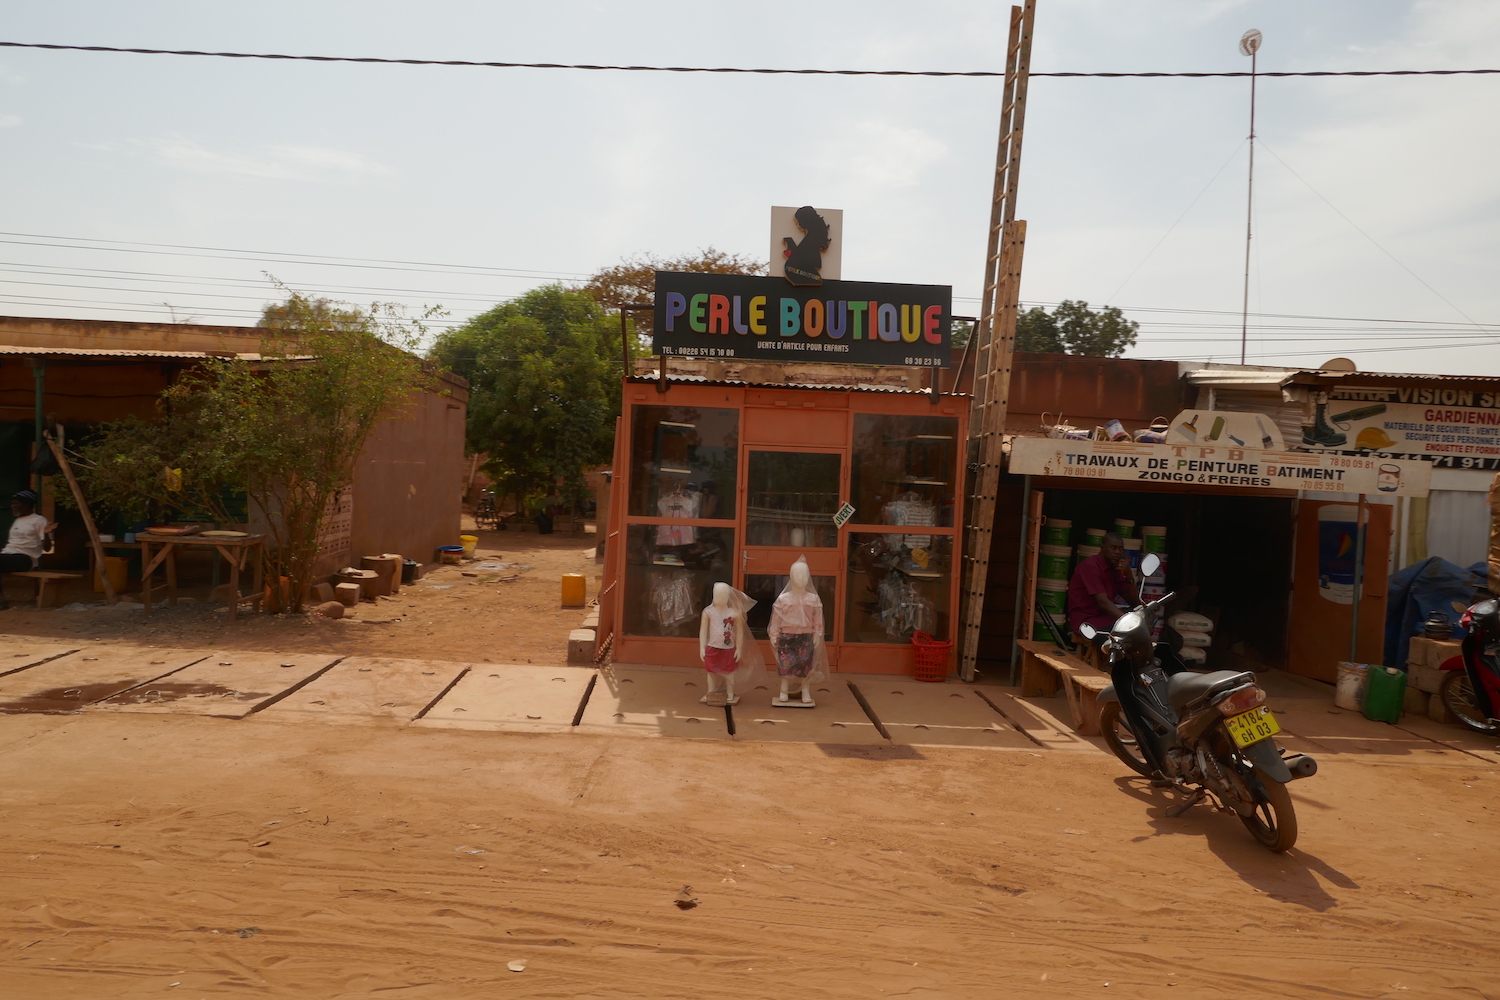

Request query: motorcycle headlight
[{"left": 1112, "top": 612, "right": 1143, "bottom": 636}]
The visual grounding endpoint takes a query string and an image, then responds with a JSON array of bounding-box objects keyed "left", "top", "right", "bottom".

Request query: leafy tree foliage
[
  {"left": 430, "top": 286, "right": 620, "bottom": 513},
  {"left": 584, "top": 247, "right": 765, "bottom": 341},
  {"left": 74, "top": 292, "right": 434, "bottom": 610},
  {"left": 1015, "top": 300, "right": 1139, "bottom": 357}
]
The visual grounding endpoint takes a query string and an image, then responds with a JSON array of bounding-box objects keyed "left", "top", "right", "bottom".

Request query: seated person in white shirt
[{"left": 0, "top": 489, "right": 57, "bottom": 609}]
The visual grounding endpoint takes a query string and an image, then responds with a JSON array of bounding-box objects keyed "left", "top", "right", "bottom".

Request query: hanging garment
[
  {"left": 656, "top": 489, "right": 701, "bottom": 546},
  {"left": 882, "top": 491, "right": 937, "bottom": 549},
  {"left": 650, "top": 569, "right": 696, "bottom": 627}
]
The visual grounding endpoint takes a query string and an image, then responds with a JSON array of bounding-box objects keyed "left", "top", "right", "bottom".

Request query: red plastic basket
[{"left": 910, "top": 630, "right": 953, "bottom": 682}]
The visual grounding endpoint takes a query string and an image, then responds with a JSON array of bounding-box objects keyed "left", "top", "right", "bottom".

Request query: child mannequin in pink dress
[{"left": 698, "top": 582, "right": 761, "bottom": 706}]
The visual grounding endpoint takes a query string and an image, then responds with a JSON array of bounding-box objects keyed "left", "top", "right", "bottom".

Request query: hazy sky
[{"left": 2, "top": 0, "right": 1497, "bottom": 374}]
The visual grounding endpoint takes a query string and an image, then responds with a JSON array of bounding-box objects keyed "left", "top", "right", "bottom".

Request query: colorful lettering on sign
[
  {"left": 900, "top": 304, "right": 920, "bottom": 343},
  {"left": 923, "top": 304, "right": 943, "bottom": 344},
  {"left": 804, "top": 298, "right": 824, "bottom": 337},
  {"left": 664, "top": 292, "right": 687, "bottom": 331},
  {"left": 826, "top": 300, "right": 847, "bottom": 339},
  {"left": 848, "top": 300, "right": 868, "bottom": 340},
  {"left": 707, "top": 294, "right": 730, "bottom": 334},
  {"left": 779, "top": 297, "right": 800, "bottom": 337},
  {"left": 877, "top": 303, "right": 900, "bottom": 342},
  {"left": 688, "top": 294, "right": 708, "bottom": 334},
  {"left": 731, "top": 295, "right": 749, "bottom": 335},
  {"left": 749, "top": 296, "right": 767, "bottom": 335}
]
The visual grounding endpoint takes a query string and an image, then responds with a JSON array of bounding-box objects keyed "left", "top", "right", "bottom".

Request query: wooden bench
[
  {"left": 11, "top": 570, "right": 84, "bottom": 609},
  {"left": 1016, "top": 638, "right": 1111, "bottom": 737}
]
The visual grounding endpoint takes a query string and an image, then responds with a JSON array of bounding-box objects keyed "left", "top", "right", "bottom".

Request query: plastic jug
[{"left": 1363, "top": 665, "right": 1407, "bottom": 723}]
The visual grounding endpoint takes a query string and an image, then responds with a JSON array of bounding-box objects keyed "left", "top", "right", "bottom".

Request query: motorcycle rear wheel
[
  {"left": 1439, "top": 671, "right": 1500, "bottom": 734},
  {"left": 1238, "top": 769, "right": 1298, "bottom": 853},
  {"left": 1099, "top": 702, "right": 1153, "bottom": 777}
]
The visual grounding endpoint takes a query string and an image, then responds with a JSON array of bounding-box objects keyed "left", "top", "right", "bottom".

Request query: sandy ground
[
  {"left": 2, "top": 528, "right": 1499, "bottom": 997},
  {"left": 0, "top": 519, "right": 598, "bottom": 667},
  {"left": 0, "top": 711, "right": 1497, "bottom": 999}
]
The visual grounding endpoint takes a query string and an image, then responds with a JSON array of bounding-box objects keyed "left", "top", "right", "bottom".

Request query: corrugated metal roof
[
  {"left": 626, "top": 373, "right": 964, "bottom": 395},
  {"left": 1183, "top": 362, "right": 1500, "bottom": 388},
  {"left": 0, "top": 344, "right": 266, "bottom": 360}
]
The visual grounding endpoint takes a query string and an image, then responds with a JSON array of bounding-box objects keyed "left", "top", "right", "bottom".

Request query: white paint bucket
[{"left": 1334, "top": 661, "right": 1370, "bottom": 711}]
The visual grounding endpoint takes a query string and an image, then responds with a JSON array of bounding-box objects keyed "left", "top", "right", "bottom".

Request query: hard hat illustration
[{"left": 1354, "top": 427, "right": 1396, "bottom": 451}]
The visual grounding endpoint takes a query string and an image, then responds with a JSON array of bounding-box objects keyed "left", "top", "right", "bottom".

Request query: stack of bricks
[{"left": 1407, "top": 636, "right": 1464, "bottom": 724}]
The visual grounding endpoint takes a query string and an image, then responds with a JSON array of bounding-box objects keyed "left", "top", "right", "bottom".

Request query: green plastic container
[
  {"left": 1363, "top": 665, "right": 1407, "bottom": 723},
  {"left": 1142, "top": 526, "right": 1168, "bottom": 553},
  {"left": 1036, "top": 577, "right": 1068, "bottom": 614},
  {"left": 1038, "top": 544, "right": 1072, "bottom": 580},
  {"left": 1113, "top": 518, "right": 1136, "bottom": 539},
  {"left": 1040, "top": 518, "right": 1072, "bottom": 547}
]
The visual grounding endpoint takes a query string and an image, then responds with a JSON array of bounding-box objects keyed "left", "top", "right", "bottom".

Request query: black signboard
[{"left": 652, "top": 271, "right": 952, "bottom": 368}]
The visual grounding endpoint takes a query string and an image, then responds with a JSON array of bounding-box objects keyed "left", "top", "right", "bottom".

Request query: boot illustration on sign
[
  {"left": 1302, "top": 396, "right": 1348, "bottom": 448},
  {"left": 782, "top": 206, "right": 831, "bottom": 287}
]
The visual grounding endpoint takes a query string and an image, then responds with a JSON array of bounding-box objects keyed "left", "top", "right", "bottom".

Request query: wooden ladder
[{"left": 959, "top": 1, "right": 1035, "bottom": 682}]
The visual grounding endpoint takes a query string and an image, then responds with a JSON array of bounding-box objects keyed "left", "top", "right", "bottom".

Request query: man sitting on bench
[
  {"left": 1067, "top": 531, "right": 1133, "bottom": 650},
  {"left": 0, "top": 489, "right": 57, "bottom": 610}
]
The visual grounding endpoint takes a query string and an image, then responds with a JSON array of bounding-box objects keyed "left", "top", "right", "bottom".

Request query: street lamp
[{"left": 1239, "top": 29, "right": 1261, "bottom": 365}]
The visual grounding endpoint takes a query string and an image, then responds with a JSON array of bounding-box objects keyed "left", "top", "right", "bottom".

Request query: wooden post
[{"left": 44, "top": 431, "right": 117, "bottom": 604}]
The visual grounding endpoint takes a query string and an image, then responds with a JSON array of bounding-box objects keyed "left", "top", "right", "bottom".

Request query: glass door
[{"left": 739, "top": 450, "right": 843, "bottom": 658}]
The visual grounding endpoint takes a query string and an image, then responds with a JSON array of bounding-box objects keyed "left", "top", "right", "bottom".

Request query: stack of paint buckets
[
  {"left": 1140, "top": 525, "right": 1168, "bottom": 639},
  {"left": 1036, "top": 518, "right": 1072, "bottom": 637}
]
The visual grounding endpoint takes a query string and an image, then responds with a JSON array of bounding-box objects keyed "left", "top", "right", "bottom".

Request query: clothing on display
[
  {"left": 650, "top": 569, "right": 696, "bottom": 627},
  {"left": 767, "top": 557, "right": 830, "bottom": 682},
  {"left": 655, "top": 486, "right": 701, "bottom": 546},
  {"left": 882, "top": 491, "right": 936, "bottom": 549},
  {"left": 877, "top": 572, "right": 935, "bottom": 639},
  {"left": 698, "top": 584, "right": 764, "bottom": 688}
]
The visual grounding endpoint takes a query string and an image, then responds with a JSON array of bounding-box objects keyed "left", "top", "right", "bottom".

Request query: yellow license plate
[{"left": 1224, "top": 706, "right": 1281, "bottom": 748}]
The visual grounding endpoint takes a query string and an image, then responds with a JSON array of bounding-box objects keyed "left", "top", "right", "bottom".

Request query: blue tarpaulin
[{"left": 1383, "top": 557, "right": 1489, "bottom": 668}]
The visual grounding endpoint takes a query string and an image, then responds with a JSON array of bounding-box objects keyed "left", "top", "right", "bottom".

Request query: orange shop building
[{"left": 596, "top": 372, "right": 969, "bottom": 675}]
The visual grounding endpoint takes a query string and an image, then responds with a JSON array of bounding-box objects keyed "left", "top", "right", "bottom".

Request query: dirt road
[
  {"left": 1, "top": 528, "right": 1497, "bottom": 997},
  {"left": 1, "top": 709, "right": 1496, "bottom": 999}
]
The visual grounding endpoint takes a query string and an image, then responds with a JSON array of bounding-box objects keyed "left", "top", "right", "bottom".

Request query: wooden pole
[{"left": 45, "top": 430, "right": 117, "bottom": 604}]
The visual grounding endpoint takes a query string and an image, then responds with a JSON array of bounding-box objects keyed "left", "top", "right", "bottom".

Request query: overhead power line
[{"left": 1, "top": 41, "right": 1496, "bottom": 77}]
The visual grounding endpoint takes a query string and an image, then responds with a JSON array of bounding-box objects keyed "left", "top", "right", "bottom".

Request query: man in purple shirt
[{"left": 1067, "top": 532, "right": 1135, "bottom": 644}]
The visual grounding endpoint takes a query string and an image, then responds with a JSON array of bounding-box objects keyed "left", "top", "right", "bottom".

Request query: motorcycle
[
  {"left": 1437, "top": 597, "right": 1500, "bottom": 734},
  {"left": 1081, "top": 553, "right": 1318, "bottom": 853}
]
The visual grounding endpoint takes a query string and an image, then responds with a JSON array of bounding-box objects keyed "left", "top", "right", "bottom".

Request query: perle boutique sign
[{"left": 651, "top": 206, "right": 953, "bottom": 367}]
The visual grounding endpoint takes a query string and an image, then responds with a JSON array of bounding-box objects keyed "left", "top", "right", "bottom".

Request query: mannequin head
[
  {"left": 712, "top": 581, "right": 732, "bottom": 609},
  {"left": 788, "top": 558, "right": 811, "bottom": 592}
]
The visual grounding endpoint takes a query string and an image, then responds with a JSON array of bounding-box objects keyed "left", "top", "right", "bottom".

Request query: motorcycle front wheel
[
  {"left": 1439, "top": 671, "right": 1500, "bottom": 734},
  {"left": 1099, "top": 702, "right": 1153, "bottom": 777},
  {"left": 1237, "top": 768, "right": 1298, "bottom": 853}
]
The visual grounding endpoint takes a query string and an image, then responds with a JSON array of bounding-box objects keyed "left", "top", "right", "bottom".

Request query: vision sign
[
  {"left": 1009, "top": 437, "right": 1432, "bottom": 497},
  {"left": 652, "top": 271, "right": 953, "bottom": 368}
]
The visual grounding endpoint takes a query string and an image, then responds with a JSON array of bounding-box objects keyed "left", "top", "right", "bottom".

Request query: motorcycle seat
[{"left": 1166, "top": 670, "right": 1252, "bottom": 710}]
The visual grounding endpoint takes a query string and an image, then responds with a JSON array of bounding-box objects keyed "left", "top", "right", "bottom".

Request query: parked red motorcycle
[{"left": 1438, "top": 597, "right": 1500, "bottom": 734}]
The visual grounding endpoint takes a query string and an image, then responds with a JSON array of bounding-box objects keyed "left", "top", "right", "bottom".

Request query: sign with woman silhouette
[{"left": 770, "top": 206, "right": 842, "bottom": 285}]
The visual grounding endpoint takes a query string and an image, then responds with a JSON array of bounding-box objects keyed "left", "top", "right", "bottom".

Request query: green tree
[
  {"left": 1014, "top": 300, "right": 1138, "bottom": 357},
  {"left": 430, "top": 285, "right": 620, "bottom": 514},
  {"left": 74, "top": 291, "right": 436, "bottom": 610}
]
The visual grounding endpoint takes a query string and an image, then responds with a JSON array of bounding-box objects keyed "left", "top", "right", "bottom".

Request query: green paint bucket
[
  {"left": 1038, "top": 544, "right": 1072, "bottom": 580},
  {"left": 1040, "top": 518, "right": 1072, "bottom": 547},
  {"left": 1076, "top": 544, "right": 1100, "bottom": 561},
  {"left": 1084, "top": 527, "right": 1106, "bottom": 546},
  {"left": 1036, "top": 576, "right": 1068, "bottom": 615},
  {"left": 1142, "top": 526, "right": 1167, "bottom": 553},
  {"left": 1113, "top": 518, "right": 1136, "bottom": 539}
]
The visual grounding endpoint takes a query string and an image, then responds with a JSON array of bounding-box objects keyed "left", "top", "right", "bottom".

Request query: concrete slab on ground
[
  {"left": 845, "top": 678, "right": 1034, "bottom": 748},
  {"left": 261, "top": 656, "right": 467, "bottom": 724},
  {"left": 884, "top": 723, "right": 1037, "bottom": 749},
  {"left": 576, "top": 667, "right": 729, "bottom": 739},
  {"left": 414, "top": 665, "right": 595, "bottom": 733},
  {"left": 0, "top": 647, "right": 210, "bottom": 714},
  {"left": 968, "top": 688, "right": 1096, "bottom": 751},
  {"left": 0, "top": 641, "right": 82, "bottom": 677},
  {"left": 94, "top": 653, "right": 340, "bottom": 718},
  {"left": 730, "top": 679, "right": 887, "bottom": 744}
]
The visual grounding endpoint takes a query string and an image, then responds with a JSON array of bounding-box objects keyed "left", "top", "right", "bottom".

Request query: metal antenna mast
[{"left": 1239, "top": 28, "right": 1262, "bottom": 365}]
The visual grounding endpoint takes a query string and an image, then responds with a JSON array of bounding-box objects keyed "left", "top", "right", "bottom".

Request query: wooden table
[
  {"left": 138, "top": 533, "right": 266, "bottom": 621},
  {"left": 1016, "top": 638, "right": 1112, "bottom": 737}
]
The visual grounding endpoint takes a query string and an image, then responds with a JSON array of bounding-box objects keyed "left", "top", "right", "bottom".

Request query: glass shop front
[{"left": 599, "top": 378, "right": 969, "bottom": 674}]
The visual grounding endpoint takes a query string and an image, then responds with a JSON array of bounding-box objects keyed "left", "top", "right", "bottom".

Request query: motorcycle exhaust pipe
[{"left": 1283, "top": 753, "right": 1318, "bottom": 780}]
